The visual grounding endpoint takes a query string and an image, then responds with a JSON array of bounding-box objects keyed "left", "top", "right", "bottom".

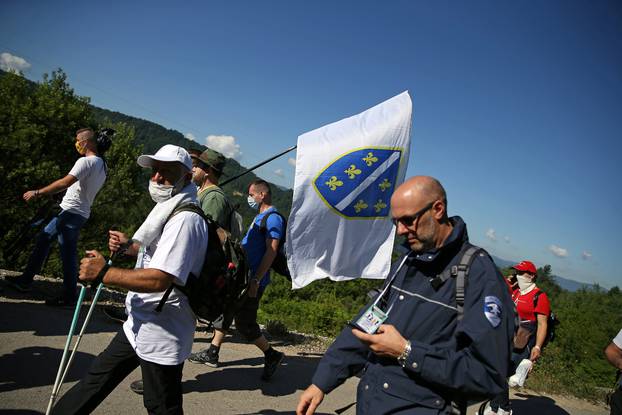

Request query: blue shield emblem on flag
[{"left": 313, "top": 148, "right": 403, "bottom": 219}]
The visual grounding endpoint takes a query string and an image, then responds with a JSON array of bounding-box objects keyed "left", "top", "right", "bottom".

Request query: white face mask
[
  {"left": 149, "top": 176, "right": 185, "bottom": 203},
  {"left": 516, "top": 273, "right": 536, "bottom": 293},
  {"left": 247, "top": 195, "right": 259, "bottom": 210}
]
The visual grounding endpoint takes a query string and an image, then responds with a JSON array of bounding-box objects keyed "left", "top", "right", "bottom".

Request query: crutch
[{"left": 45, "top": 247, "right": 122, "bottom": 415}]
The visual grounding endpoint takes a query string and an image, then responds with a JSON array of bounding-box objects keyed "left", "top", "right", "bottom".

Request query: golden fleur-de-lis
[
  {"left": 344, "top": 164, "right": 362, "bottom": 179},
  {"left": 362, "top": 152, "right": 379, "bottom": 167},
  {"left": 353, "top": 200, "right": 368, "bottom": 213},
  {"left": 374, "top": 199, "right": 387, "bottom": 213},
  {"left": 325, "top": 176, "right": 344, "bottom": 191},
  {"left": 379, "top": 179, "right": 392, "bottom": 192}
]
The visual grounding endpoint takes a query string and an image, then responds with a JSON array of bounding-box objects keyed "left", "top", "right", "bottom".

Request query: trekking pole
[
  {"left": 45, "top": 285, "right": 88, "bottom": 415},
  {"left": 219, "top": 145, "right": 297, "bottom": 187},
  {"left": 54, "top": 278, "right": 105, "bottom": 396},
  {"left": 45, "top": 246, "right": 124, "bottom": 414}
]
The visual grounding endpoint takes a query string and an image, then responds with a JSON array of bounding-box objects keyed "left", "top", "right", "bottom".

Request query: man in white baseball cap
[{"left": 51, "top": 144, "right": 208, "bottom": 415}]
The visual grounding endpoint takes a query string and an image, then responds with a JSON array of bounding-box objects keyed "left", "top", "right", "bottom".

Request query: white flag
[{"left": 287, "top": 91, "right": 412, "bottom": 289}]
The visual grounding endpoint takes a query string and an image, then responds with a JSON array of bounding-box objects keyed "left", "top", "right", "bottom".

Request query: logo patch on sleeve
[{"left": 484, "top": 296, "right": 502, "bottom": 328}]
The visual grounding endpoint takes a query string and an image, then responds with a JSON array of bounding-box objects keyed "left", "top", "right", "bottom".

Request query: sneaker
[
  {"left": 480, "top": 402, "right": 497, "bottom": 415},
  {"left": 4, "top": 275, "right": 32, "bottom": 293},
  {"left": 480, "top": 402, "right": 511, "bottom": 415},
  {"left": 188, "top": 349, "right": 219, "bottom": 367},
  {"left": 45, "top": 296, "right": 77, "bottom": 308},
  {"left": 262, "top": 350, "right": 284, "bottom": 380},
  {"left": 130, "top": 379, "right": 143, "bottom": 395}
]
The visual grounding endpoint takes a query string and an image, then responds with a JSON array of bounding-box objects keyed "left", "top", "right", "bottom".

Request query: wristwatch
[{"left": 397, "top": 340, "right": 412, "bottom": 367}]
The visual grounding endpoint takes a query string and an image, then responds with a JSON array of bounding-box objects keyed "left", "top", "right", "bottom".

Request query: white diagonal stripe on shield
[{"left": 335, "top": 151, "right": 401, "bottom": 211}]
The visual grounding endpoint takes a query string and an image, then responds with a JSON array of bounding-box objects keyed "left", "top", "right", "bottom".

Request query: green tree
[{"left": 0, "top": 70, "right": 148, "bottom": 272}]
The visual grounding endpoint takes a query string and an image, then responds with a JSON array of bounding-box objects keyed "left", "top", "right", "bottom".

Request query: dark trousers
[
  {"left": 611, "top": 386, "right": 622, "bottom": 415},
  {"left": 52, "top": 330, "right": 184, "bottom": 415},
  {"left": 213, "top": 292, "right": 263, "bottom": 342},
  {"left": 490, "top": 342, "right": 532, "bottom": 411}
]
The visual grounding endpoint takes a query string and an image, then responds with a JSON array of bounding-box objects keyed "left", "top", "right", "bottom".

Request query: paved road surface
[{"left": 0, "top": 275, "right": 609, "bottom": 415}]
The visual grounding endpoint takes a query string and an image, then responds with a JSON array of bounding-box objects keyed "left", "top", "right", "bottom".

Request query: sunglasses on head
[{"left": 392, "top": 201, "right": 435, "bottom": 227}]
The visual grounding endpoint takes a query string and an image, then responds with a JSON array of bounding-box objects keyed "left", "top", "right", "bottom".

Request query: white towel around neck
[{"left": 132, "top": 183, "right": 198, "bottom": 248}]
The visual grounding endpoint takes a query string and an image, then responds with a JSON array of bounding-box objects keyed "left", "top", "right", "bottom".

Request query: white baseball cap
[{"left": 137, "top": 144, "right": 192, "bottom": 172}]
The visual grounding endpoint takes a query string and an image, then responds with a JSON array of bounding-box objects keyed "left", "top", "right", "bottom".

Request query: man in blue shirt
[{"left": 189, "top": 179, "right": 285, "bottom": 380}]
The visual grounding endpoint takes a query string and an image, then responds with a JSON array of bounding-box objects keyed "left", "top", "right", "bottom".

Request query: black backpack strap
[
  {"left": 259, "top": 210, "right": 286, "bottom": 230},
  {"left": 155, "top": 203, "right": 207, "bottom": 313},
  {"left": 454, "top": 245, "right": 481, "bottom": 321},
  {"left": 155, "top": 285, "right": 175, "bottom": 312},
  {"left": 259, "top": 211, "right": 287, "bottom": 242},
  {"left": 533, "top": 289, "right": 542, "bottom": 308},
  {"left": 431, "top": 243, "right": 483, "bottom": 321}
]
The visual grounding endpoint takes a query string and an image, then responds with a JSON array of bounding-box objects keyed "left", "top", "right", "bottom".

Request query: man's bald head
[
  {"left": 391, "top": 176, "right": 451, "bottom": 252},
  {"left": 392, "top": 176, "right": 447, "bottom": 217}
]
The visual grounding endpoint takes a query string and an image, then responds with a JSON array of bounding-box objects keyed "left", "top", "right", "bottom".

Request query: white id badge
[
  {"left": 354, "top": 304, "right": 388, "bottom": 334},
  {"left": 351, "top": 253, "right": 411, "bottom": 334}
]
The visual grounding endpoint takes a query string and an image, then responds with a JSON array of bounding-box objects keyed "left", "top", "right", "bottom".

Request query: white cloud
[
  {"left": 184, "top": 132, "right": 196, "bottom": 141},
  {"left": 274, "top": 168, "right": 284, "bottom": 177},
  {"left": 0, "top": 52, "right": 31, "bottom": 73},
  {"left": 503, "top": 236, "right": 511, "bottom": 243},
  {"left": 288, "top": 157, "right": 296, "bottom": 167},
  {"left": 485, "top": 228, "right": 497, "bottom": 241},
  {"left": 549, "top": 244, "right": 568, "bottom": 258},
  {"left": 205, "top": 135, "right": 242, "bottom": 160},
  {"left": 582, "top": 251, "right": 592, "bottom": 260}
]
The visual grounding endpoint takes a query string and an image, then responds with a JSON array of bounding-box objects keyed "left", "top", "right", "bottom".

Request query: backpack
[
  {"left": 429, "top": 243, "right": 487, "bottom": 321},
  {"left": 430, "top": 243, "right": 515, "bottom": 413},
  {"left": 533, "top": 290, "right": 559, "bottom": 345},
  {"left": 200, "top": 187, "right": 245, "bottom": 241},
  {"left": 259, "top": 210, "right": 290, "bottom": 281},
  {"left": 155, "top": 203, "right": 249, "bottom": 322}
]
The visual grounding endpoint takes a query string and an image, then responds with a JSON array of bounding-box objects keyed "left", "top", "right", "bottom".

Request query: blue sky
[{"left": 2, "top": 1, "right": 621, "bottom": 287}]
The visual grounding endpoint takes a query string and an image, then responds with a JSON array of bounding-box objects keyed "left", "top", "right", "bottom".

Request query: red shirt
[{"left": 512, "top": 288, "right": 550, "bottom": 322}]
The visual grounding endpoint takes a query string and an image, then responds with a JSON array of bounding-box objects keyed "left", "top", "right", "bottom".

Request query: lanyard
[{"left": 372, "top": 251, "right": 412, "bottom": 313}]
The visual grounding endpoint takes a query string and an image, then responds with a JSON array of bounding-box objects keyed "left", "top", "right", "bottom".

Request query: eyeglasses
[{"left": 392, "top": 201, "right": 435, "bottom": 228}]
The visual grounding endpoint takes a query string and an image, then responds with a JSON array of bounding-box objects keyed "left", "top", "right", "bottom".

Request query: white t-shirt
[
  {"left": 123, "top": 210, "right": 208, "bottom": 365},
  {"left": 60, "top": 156, "right": 107, "bottom": 219},
  {"left": 613, "top": 329, "right": 622, "bottom": 349}
]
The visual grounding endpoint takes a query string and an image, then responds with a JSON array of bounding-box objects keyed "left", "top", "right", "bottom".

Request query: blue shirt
[{"left": 241, "top": 207, "right": 285, "bottom": 290}]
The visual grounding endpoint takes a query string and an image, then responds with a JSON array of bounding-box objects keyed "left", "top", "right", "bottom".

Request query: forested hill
[
  {"left": 89, "top": 105, "right": 293, "bottom": 220},
  {"left": 0, "top": 68, "right": 292, "bottom": 221}
]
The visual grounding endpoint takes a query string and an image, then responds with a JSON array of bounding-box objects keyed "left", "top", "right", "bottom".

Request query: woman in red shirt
[
  {"left": 485, "top": 260, "right": 551, "bottom": 415},
  {"left": 512, "top": 260, "right": 551, "bottom": 362}
]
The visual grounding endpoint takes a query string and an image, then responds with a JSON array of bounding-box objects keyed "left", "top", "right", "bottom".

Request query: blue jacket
[{"left": 311, "top": 217, "right": 514, "bottom": 415}]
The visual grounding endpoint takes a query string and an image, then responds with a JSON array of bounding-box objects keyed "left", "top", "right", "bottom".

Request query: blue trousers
[{"left": 19, "top": 210, "right": 87, "bottom": 302}]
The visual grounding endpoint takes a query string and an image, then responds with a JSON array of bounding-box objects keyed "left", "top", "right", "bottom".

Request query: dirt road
[{"left": 0, "top": 273, "right": 610, "bottom": 414}]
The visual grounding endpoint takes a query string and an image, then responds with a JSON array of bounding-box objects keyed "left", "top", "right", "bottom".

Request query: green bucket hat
[{"left": 191, "top": 148, "right": 226, "bottom": 172}]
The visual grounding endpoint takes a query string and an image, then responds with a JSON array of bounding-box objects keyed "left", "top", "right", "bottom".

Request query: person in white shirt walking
[
  {"left": 50, "top": 144, "right": 208, "bottom": 415},
  {"left": 5, "top": 128, "right": 108, "bottom": 306}
]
